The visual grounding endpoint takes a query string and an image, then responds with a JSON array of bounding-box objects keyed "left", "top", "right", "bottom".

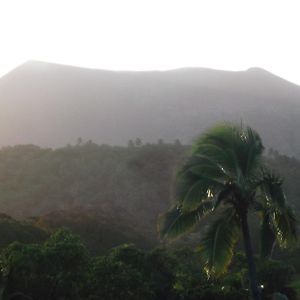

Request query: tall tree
[{"left": 159, "top": 123, "right": 296, "bottom": 300}]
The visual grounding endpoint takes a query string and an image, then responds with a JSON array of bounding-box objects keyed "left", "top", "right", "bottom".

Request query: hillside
[
  {"left": 0, "top": 143, "right": 186, "bottom": 250},
  {"left": 0, "top": 143, "right": 298, "bottom": 252},
  {"left": 0, "top": 61, "right": 300, "bottom": 156}
]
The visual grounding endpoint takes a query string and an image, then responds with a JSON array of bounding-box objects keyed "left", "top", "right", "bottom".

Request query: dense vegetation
[
  {"left": 0, "top": 141, "right": 298, "bottom": 248},
  {"left": 0, "top": 139, "right": 298, "bottom": 298},
  {"left": 0, "top": 229, "right": 297, "bottom": 300},
  {"left": 0, "top": 141, "right": 186, "bottom": 251}
]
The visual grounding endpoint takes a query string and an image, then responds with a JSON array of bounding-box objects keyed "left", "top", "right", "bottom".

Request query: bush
[
  {"left": 0, "top": 229, "right": 89, "bottom": 300},
  {"left": 87, "top": 255, "right": 153, "bottom": 300},
  {"left": 257, "top": 259, "right": 296, "bottom": 299}
]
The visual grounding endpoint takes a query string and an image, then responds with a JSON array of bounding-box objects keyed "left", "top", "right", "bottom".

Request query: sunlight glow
[{"left": 0, "top": 0, "right": 300, "bottom": 84}]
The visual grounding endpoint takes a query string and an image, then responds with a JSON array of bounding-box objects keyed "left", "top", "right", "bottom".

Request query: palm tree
[
  {"left": 257, "top": 171, "right": 296, "bottom": 259},
  {"left": 159, "top": 123, "right": 296, "bottom": 300}
]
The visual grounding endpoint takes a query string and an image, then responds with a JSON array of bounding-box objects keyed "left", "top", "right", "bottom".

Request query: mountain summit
[{"left": 0, "top": 61, "right": 300, "bottom": 156}]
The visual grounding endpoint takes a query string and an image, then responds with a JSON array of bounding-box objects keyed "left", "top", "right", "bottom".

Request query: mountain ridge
[{"left": 0, "top": 60, "right": 300, "bottom": 156}]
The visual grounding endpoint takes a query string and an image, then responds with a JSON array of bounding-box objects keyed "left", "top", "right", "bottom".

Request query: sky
[{"left": 0, "top": 0, "right": 300, "bottom": 84}]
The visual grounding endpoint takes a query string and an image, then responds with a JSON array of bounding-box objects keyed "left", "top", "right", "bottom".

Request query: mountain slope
[{"left": 0, "top": 61, "right": 300, "bottom": 155}]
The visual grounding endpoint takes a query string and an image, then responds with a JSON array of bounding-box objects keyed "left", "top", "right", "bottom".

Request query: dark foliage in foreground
[{"left": 0, "top": 229, "right": 297, "bottom": 300}]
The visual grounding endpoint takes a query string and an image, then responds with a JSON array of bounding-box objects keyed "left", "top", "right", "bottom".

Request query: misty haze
[
  {"left": 1, "top": 61, "right": 300, "bottom": 157},
  {"left": 0, "top": 1, "right": 300, "bottom": 299},
  {"left": 0, "top": 60, "right": 299, "bottom": 300}
]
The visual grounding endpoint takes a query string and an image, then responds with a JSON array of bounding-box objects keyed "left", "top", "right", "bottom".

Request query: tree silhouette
[
  {"left": 128, "top": 140, "right": 135, "bottom": 148},
  {"left": 158, "top": 139, "right": 164, "bottom": 145},
  {"left": 135, "top": 138, "right": 142, "bottom": 147},
  {"left": 159, "top": 123, "right": 296, "bottom": 300},
  {"left": 174, "top": 139, "right": 182, "bottom": 146}
]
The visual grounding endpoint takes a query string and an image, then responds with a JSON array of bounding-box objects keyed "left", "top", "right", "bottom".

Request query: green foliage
[
  {"left": 87, "top": 255, "right": 153, "bottom": 300},
  {"left": 257, "top": 259, "right": 295, "bottom": 299},
  {"left": 0, "top": 135, "right": 298, "bottom": 299},
  {"left": 257, "top": 171, "right": 297, "bottom": 255},
  {"left": 86, "top": 244, "right": 181, "bottom": 300},
  {"left": 0, "top": 141, "right": 298, "bottom": 255},
  {"left": 0, "top": 214, "right": 47, "bottom": 250},
  {"left": 0, "top": 230, "right": 297, "bottom": 300},
  {"left": 158, "top": 202, "right": 212, "bottom": 239},
  {"left": 197, "top": 208, "right": 240, "bottom": 275},
  {"left": 0, "top": 229, "right": 89, "bottom": 300},
  {"left": 229, "top": 253, "right": 297, "bottom": 300},
  {"left": 159, "top": 123, "right": 296, "bottom": 279},
  {"left": 0, "top": 142, "right": 187, "bottom": 251},
  {"left": 173, "top": 251, "right": 249, "bottom": 300}
]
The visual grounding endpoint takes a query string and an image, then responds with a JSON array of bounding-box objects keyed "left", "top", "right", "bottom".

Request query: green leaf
[
  {"left": 192, "top": 122, "right": 263, "bottom": 180},
  {"left": 158, "top": 202, "right": 213, "bottom": 239},
  {"left": 259, "top": 170, "right": 286, "bottom": 209},
  {"left": 257, "top": 170, "right": 297, "bottom": 250},
  {"left": 273, "top": 206, "right": 297, "bottom": 247},
  {"left": 197, "top": 208, "right": 240, "bottom": 276}
]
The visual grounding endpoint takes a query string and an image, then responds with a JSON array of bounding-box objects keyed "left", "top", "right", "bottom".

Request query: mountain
[{"left": 0, "top": 61, "right": 300, "bottom": 156}]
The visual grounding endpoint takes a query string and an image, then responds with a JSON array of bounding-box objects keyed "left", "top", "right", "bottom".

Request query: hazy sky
[{"left": 1, "top": 0, "right": 300, "bottom": 83}]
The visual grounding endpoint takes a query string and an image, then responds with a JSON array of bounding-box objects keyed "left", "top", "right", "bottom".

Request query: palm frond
[
  {"left": 180, "top": 178, "right": 214, "bottom": 212},
  {"left": 243, "top": 126, "right": 264, "bottom": 176},
  {"left": 176, "top": 156, "right": 226, "bottom": 212},
  {"left": 197, "top": 207, "right": 240, "bottom": 276},
  {"left": 255, "top": 170, "right": 297, "bottom": 253},
  {"left": 158, "top": 201, "right": 213, "bottom": 239},
  {"left": 191, "top": 123, "right": 264, "bottom": 184},
  {"left": 178, "top": 154, "right": 229, "bottom": 183},
  {"left": 192, "top": 123, "right": 241, "bottom": 177},
  {"left": 273, "top": 206, "right": 297, "bottom": 247},
  {"left": 258, "top": 170, "right": 286, "bottom": 209}
]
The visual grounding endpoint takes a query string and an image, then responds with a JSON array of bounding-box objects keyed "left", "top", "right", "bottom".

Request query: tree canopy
[{"left": 159, "top": 123, "right": 297, "bottom": 300}]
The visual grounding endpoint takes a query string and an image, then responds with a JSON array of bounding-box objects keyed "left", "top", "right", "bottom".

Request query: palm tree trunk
[
  {"left": 240, "top": 212, "right": 261, "bottom": 300},
  {"left": 270, "top": 241, "right": 276, "bottom": 259}
]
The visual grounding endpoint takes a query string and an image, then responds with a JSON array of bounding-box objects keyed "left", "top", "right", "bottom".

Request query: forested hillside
[{"left": 0, "top": 142, "right": 298, "bottom": 253}]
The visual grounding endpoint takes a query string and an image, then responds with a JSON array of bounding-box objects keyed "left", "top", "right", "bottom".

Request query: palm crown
[{"left": 159, "top": 123, "right": 296, "bottom": 281}]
